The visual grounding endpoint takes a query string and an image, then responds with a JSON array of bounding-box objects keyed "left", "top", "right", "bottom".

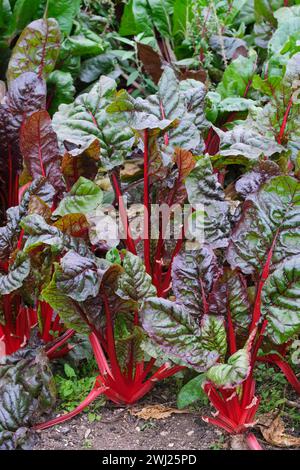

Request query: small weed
[
  {"left": 209, "top": 435, "right": 225, "bottom": 450},
  {"left": 55, "top": 359, "right": 106, "bottom": 414}
]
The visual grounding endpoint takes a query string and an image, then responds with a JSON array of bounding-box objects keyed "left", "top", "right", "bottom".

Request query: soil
[
  {"left": 34, "top": 384, "right": 278, "bottom": 451},
  {"left": 33, "top": 386, "right": 226, "bottom": 451}
]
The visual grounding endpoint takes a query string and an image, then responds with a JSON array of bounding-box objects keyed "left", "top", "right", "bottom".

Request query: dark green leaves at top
[
  {"left": 141, "top": 297, "right": 220, "bottom": 372},
  {"left": 48, "top": 0, "right": 81, "bottom": 35},
  {"left": 7, "top": 18, "right": 61, "bottom": 83},
  {"left": 52, "top": 76, "right": 135, "bottom": 170},
  {"left": 262, "top": 256, "right": 300, "bottom": 345},
  {"left": 227, "top": 176, "right": 300, "bottom": 275},
  {"left": 20, "top": 110, "right": 65, "bottom": 194},
  {"left": 120, "top": 0, "right": 151, "bottom": 36},
  {"left": 117, "top": 252, "right": 156, "bottom": 303},
  {"left": 216, "top": 51, "right": 257, "bottom": 99},
  {"left": 4, "top": 0, "right": 40, "bottom": 41}
]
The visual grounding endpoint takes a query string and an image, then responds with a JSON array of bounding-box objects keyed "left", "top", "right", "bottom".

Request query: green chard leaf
[
  {"left": 177, "top": 373, "right": 206, "bottom": 409},
  {"left": 206, "top": 346, "right": 251, "bottom": 389},
  {"left": 53, "top": 177, "right": 103, "bottom": 217},
  {"left": 52, "top": 76, "right": 135, "bottom": 170}
]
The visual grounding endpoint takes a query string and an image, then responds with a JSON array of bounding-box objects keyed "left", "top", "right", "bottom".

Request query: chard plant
[
  {"left": 1, "top": 0, "right": 300, "bottom": 451},
  {"left": 141, "top": 155, "right": 300, "bottom": 450},
  {"left": 25, "top": 66, "right": 211, "bottom": 429}
]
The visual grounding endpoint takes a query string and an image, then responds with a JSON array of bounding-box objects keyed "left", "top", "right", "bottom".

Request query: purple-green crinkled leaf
[
  {"left": 208, "top": 268, "right": 251, "bottom": 328},
  {"left": 41, "top": 268, "right": 90, "bottom": 334},
  {"left": 107, "top": 67, "right": 205, "bottom": 153},
  {"left": 20, "top": 214, "right": 91, "bottom": 257},
  {"left": 200, "top": 314, "right": 227, "bottom": 360},
  {"left": 7, "top": 18, "right": 61, "bottom": 83},
  {"left": 52, "top": 76, "right": 135, "bottom": 170},
  {"left": 57, "top": 250, "right": 113, "bottom": 302},
  {"left": 0, "top": 178, "right": 50, "bottom": 260},
  {"left": 235, "top": 160, "right": 281, "bottom": 198},
  {"left": 261, "top": 256, "right": 300, "bottom": 345},
  {"left": 116, "top": 252, "right": 156, "bottom": 303},
  {"left": 227, "top": 176, "right": 300, "bottom": 275},
  {"left": 214, "top": 123, "right": 284, "bottom": 161},
  {"left": 0, "top": 252, "right": 30, "bottom": 295},
  {"left": 185, "top": 155, "right": 230, "bottom": 248},
  {"left": 0, "top": 347, "right": 55, "bottom": 450},
  {"left": 141, "top": 297, "right": 219, "bottom": 372},
  {"left": 171, "top": 247, "right": 219, "bottom": 318}
]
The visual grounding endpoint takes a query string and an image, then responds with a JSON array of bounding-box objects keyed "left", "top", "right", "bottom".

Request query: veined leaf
[
  {"left": 21, "top": 214, "right": 91, "bottom": 257},
  {"left": 206, "top": 346, "right": 251, "bottom": 389},
  {"left": 56, "top": 250, "right": 113, "bottom": 302},
  {"left": 172, "top": 247, "right": 219, "bottom": 317},
  {"left": 200, "top": 315, "right": 227, "bottom": 360},
  {"left": 41, "top": 269, "right": 90, "bottom": 334},
  {"left": 262, "top": 256, "right": 300, "bottom": 344},
  {"left": 117, "top": 252, "right": 156, "bottom": 303},
  {"left": 53, "top": 177, "right": 103, "bottom": 217},
  {"left": 0, "top": 253, "right": 30, "bottom": 295},
  {"left": 20, "top": 110, "right": 65, "bottom": 194},
  {"left": 227, "top": 176, "right": 300, "bottom": 275},
  {"left": 0, "top": 348, "right": 55, "bottom": 450},
  {"left": 208, "top": 268, "right": 251, "bottom": 328},
  {"left": 7, "top": 18, "right": 61, "bottom": 83},
  {"left": 186, "top": 156, "right": 230, "bottom": 248},
  {"left": 141, "top": 297, "right": 219, "bottom": 372},
  {"left": 52, "top": 76, "right": 135, "bottom": 170}
]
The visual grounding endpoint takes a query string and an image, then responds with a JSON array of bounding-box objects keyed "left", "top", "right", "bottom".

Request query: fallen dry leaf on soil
[
  {"left": 129, "top": 404, "right": 188, "bottom": 420},
  {"left": 258, "top": 413, "right": 300, "bottom": 447}
]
